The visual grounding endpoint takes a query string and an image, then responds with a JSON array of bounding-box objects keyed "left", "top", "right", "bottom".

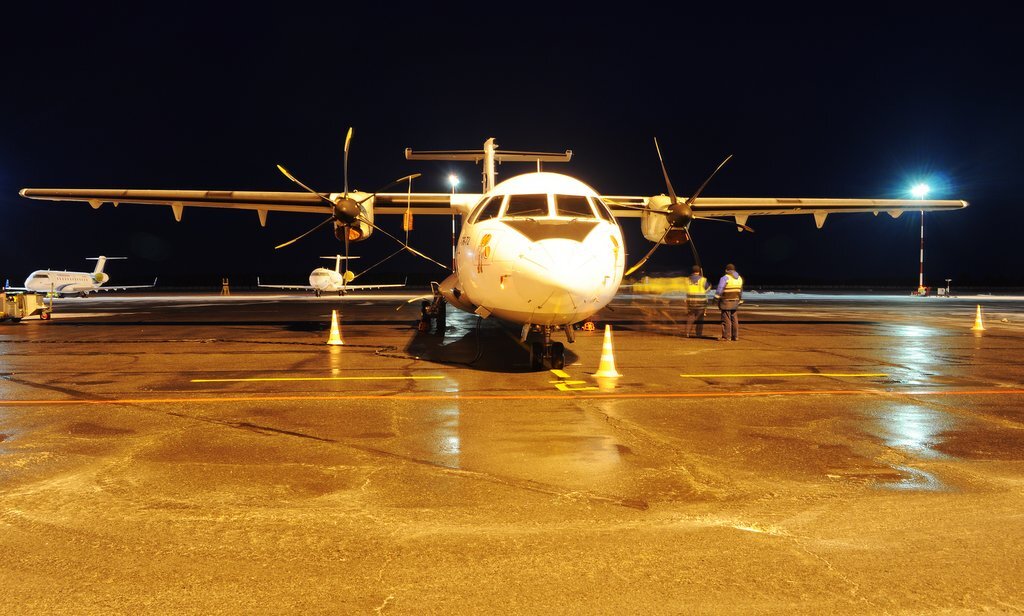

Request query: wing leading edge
[
  {"left": 604, "top": 195, "right": 968, "bottom": 222},
  {"left": 18, "top": 188, "right": 473, "bottom": 224}
]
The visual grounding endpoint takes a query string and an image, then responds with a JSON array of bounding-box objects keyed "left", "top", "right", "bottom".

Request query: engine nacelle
[
  {"left": 93, "top": 272, "right": 109, "bottom": 284},
  {"left": 641, "top": 195, "right": 674, "bottom": 243},
  {"left": 438, "top": 273, "right": 477, "bottom": 314},
  {"left": 329, "top": 192, "right": 374, "bottom": 242}
]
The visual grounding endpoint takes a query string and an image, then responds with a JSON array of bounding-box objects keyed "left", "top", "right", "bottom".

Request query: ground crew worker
[
  {"left": 684, "top": 265, "right": 710, "bottom": 338},
  {"left": 715, "top": 263, "right": 743, "bottom": 341}
]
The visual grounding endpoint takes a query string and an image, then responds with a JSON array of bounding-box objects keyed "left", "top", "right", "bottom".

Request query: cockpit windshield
[
  {"left": 554, "top": 195, "right": 595, "bottom": 218},
  {"left": 590, "top": 196, "right": 614, "bottom": 221},
  {"left": 469, "top": 195, "right": 504, "bottom": 224},
  {"left": 502, "top": 194, "right": 549, "bottom": 218}
]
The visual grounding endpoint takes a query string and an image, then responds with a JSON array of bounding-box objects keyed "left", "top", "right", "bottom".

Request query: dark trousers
[
  {"left": 685, "top": 306, "right": 706, "bottom": 337},
  {"left": 721, "top": 309, "right": 739, "bottom": 340}
]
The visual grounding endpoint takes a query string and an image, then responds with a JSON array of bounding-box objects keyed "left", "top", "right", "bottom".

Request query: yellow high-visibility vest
[
  {"left": 685, "top": 276, "right": 708, "bottom": 298},
  {"left": 721, "top": 275, "right": 743, "bottom": 299}
]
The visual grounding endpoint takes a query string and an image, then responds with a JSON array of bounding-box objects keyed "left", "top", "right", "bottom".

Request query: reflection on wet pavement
[
  {"left": 875, "top": 404, "right": 956, "bottom": 460},
  {"left": 870, "top": 404, "right": 957, "bottom": 491},
  {"left": 429, "top": 406, "right": 460, "bottom": 469},
  {"left": 884, "top": 465, "right": 945, "bottom": 491}
]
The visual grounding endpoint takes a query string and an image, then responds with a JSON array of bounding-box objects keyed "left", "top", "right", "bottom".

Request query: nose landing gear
[{"left": 526, "top": 324, "right": 572, "bottom": 370}]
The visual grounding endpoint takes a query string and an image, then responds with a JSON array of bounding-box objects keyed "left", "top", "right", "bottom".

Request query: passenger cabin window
[
  {"left": 554, "top": 195, "right": 595, "bottom": 218},
  {"left": 470, "top": 196, "right": 504, "bottom": 223},
  {"left": 589, "top": 196, "right": 615, "bottom": 221},
  {"left": 503, "top": 194, "right": 550, "bottom": 218}
]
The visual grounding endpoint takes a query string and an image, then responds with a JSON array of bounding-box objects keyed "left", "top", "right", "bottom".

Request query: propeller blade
[
  {"left": 358, "top": 215, "right": 451, "bottom": 270},
  {"left": 356, "top": 174, "right": 422, "bottom": 205},
  {"left": 653, "top": 137, "right": 678, "bottom": 205},
  {"left": 276, "top": 164, "right": 333, "bottom": 207},
  {"left": 343, "top": 126, "right": 353, "bottom": 196},
  {"left": 695, "top": 215, "right": 755, "bottom": 233},
  {"left": 686, "top": 229, "right": 702, "bottom": 272},
  {"left": 352, "top": 246, "right": 405, "bottom": 281},
  {"left": 684, "top": 154, "right": 733, "bottom": 207},
  {"left": 274, "top": 215, "right": 334, "bottom": 249},
  {"left": 624, "top": 225, "right": 673, "bottom": 277}
]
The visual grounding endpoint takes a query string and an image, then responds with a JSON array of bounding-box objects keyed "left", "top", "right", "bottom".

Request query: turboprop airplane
[
  {"left": 19, "top": 129, "right": 967, "bottom": 368},
  {"left": 257, "top": 255, "right": 405, "bottom": 296},
  {"left": 6, "top": 256, "right": 157, "bottom": 297}
]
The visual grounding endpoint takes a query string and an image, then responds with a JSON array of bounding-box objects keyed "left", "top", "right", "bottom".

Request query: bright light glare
[
  {"left": 911, "top": 183, "right": 930, "bottom": 199},
  {"left": 448, "top": 174, "right": 460, "bottom": 189}
]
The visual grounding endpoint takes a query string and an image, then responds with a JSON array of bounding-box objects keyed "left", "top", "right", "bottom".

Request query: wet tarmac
[{"left": 2, "top": 291, "right": 1023, "bottom": 613}]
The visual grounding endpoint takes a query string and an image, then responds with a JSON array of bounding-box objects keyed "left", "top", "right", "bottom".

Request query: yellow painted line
[
  {"left": 680, "top": 372, "right": 889, "bottom": 378},
  {"left": 4, "top": 388, "right": 1024, "bottom": 406},
  {"left": 190, "top": 375, "right": 445, "bottom": 383},
  {"left": 549, "top": 369, "right": 572, "bottom": 379},
  {"left": 553, "top": 381, "right": 599, "bottom": 392}
]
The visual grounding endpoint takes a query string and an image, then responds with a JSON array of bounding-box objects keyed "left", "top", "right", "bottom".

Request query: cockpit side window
[
  {"left": 589, "top": 196, "right": 615, "bottom": 221},
  {"left": 470, "top": 195, "right": 504, "bottom": 223},
  {"left": 503, "top": 194, "right": 550, "bottom": 218},
  {"left": 554, "top": 195, "right": 595, "bottom": 218}
]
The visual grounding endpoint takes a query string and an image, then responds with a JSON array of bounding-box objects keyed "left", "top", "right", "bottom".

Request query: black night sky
[{"left": 2, "top": 5, "right": 1021, "bottom": 288}]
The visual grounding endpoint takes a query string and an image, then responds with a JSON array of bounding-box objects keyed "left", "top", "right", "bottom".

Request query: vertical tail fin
[
  {"left": 85, "top": 256, "right": 126, "bottom": 279},
  {"left": 92, "top": 256, "right": 107, "bottom": 275}
]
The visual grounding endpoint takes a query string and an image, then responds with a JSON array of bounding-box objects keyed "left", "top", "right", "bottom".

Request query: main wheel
[
  {"left": 434, "top": 299, "right": 446, "bottom": 334},
  {"left": 530, "top": 342, "right": 544, "bottom": 370},
  {"left": 550, "top": 342, "right": 565, "bottom": 370}
]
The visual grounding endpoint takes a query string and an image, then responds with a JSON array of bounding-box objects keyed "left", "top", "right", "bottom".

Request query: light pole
[
  {"left": 448, "top": 175, "right": 460, "bottom": 268},
  {"left": 911, "top": 183, "right": 930, "bottom": 294}
]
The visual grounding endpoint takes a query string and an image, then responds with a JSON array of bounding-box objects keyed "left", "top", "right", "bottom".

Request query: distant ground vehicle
[{"left": 0, "top": 291, "right": 52, "bottom": 322}]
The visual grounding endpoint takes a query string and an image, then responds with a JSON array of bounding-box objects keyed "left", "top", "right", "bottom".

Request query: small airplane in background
[
  {"left": 257, "top": 255, "right": 405, "bottom": 297},
  {"left": 6, "top": 256, "right": 157, "bottom": 297}
]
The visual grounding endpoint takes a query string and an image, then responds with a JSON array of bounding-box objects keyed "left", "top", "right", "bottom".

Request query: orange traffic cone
[
  {"left": 593, "top": 324, "right": 622, "bottom": 378},
  {"left": 327, "top": 309, "right": 344, "bottom": 345},
  {"left": 971, "top": 304, "right": 986, "bottom": 332}
]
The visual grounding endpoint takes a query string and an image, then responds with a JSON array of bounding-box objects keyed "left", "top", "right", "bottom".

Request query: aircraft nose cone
[{"left": 515, "top": 239, "right": 601, "bottom": 296}]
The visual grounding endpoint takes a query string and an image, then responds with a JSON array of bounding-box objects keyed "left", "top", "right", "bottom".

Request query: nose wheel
[
  {"left": 530, "top": 342, "right": 565, "bottom": 370},
  {"left": 528, "top": 325, "right": 567, "bottom": 370}
]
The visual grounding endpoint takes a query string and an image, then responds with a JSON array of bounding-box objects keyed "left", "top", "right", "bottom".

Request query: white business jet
[
  {"left": 11, "top": 256, "right": 157, "bottom": 297},
  {"left": 257, "top": 255, "right": 405, "bottom": 296},
  {"left": 19, "top": 129, "right": 967, "bottom": 368}
]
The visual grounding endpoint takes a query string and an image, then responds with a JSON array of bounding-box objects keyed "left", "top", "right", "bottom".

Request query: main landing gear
[{"left": 525, "top": 324, "right": 575, "bottom": 370}]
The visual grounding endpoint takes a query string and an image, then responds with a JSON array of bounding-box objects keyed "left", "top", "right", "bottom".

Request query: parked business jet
[
  {"left": 20, "top": 130, "right": 967, "bottom": 367},
  {"left": 257, "top": 255, "right": 405, "bottom": 296},
  {"left": 9, "top": 256, "right": 157, "bottom": 297}
]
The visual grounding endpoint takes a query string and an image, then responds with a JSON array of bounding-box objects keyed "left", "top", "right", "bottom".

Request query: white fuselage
[
  {"left": 449, "top": 172, "right": 625, "bottom": 326},
  {"left": 308, "top": 267, "right": 345, "bottom": 292},
  {"left": 24, "top": 270, "right": 102, "bottom": 296}
]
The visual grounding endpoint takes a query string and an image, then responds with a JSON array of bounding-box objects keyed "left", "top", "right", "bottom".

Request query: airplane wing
[
  {"left": 603, "top": 196, "right": 969, "bottom": 228},
  {"left": 257, "top": 278, "right": 406, "bottom": 291},
  {"left": 256, "top": 277, "right": 314, "bottom": 291},
  {"left": 18, "top": 188, "right": 479, "bottom": 224},
  {"left": 98, "top": 278, "right": 158, "bottom": 291},
  {"left": 343, "top": 282, "right": 407, "bottom": 291}
]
